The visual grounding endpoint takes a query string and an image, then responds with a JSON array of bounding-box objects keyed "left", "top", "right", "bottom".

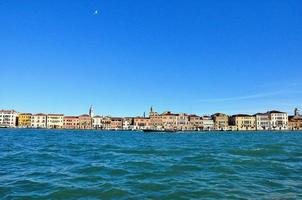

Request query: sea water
[{"left": 0, "top": 129, "right": 302, "bottom": 199}]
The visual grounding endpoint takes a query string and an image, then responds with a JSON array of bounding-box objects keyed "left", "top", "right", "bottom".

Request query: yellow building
[
  {"left": 230, "top": 114, "right": 256, "bottom": 131},
  {"left": 212, "top": 113, "right": 229, "bottom": 130},
  {"left": 18, "top": 113, "right": 32, "bottom": 128}
]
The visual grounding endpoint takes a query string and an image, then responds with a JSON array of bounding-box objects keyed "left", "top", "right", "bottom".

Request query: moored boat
[{"left": 142, "top": 129, "right": 177, "bottom": 133}]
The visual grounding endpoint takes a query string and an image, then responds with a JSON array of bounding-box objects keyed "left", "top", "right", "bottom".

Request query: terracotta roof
[
  {"left": 48, "top": 114, "right": 64, "bottom": 116},
  {"left": 134, "top": 117, "right": 150, "bottom": 120},
  {"left": 79, "top": 114, "right": 90, "bottom": 117},
  {"left": 268, "top": 110, "right": 286, "bottom": 114},
  {"left": 111, "top": 117, "right": 123, "bottom": 121},
  {"left": 0, "top": 110, "right": 17, "bottom": 113},
  {"left": 231, "top": 114, "right": 253, "bottom": 117},
  {"left": 189, "top": 114, "right": 200, "bottom": 118},
  {"left": 33, "top": 113, "right": 46, "bottom": 116},
  {"left": 64, "top": 116, "right": 79, "bottom": 119},
  {"left": 212, "top": 113, "right": 227, "bottom": 117},
  {"left": 19, "top": 113, "right": 32, "bottom": 115},
  {"left": 254, "top": 112, "right": 268, "bottom": 116},
  {"left": 289, "top": 115, "right": 302, "bottom": 120},
  {"left": 161, "top": 111, "right": 178, "bottom": 116}
]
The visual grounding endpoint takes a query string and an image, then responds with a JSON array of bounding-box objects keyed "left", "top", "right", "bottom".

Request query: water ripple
[{"left": 0, "top": 129, "right": 302, "bottom": 199}]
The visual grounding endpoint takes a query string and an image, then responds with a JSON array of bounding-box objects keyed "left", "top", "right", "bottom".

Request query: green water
[{"left": 0, "top": 129, "right": 302, "bottom": 199}]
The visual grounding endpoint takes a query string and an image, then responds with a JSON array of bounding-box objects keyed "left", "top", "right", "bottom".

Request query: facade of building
[
  {"left": 123, "top": 117, "right": 134, "bottom": 130},
  {"left": 161, "top": 111, "right": 178, "bottom": 130},
  {"left": 268, "top": 111, "right": 288, "bottom": 130},
  {"left": 31, "top": 113, "right": 47, "bottom": 128},
  {"left": 189, "top": 115, "right": 202, "bottom": 131},
  {"left": 92, "top": 115, "right": 102, "bottom": 129},
  {"left": 79, "top": 114, "right": 92, "bottom": 129},
  {"left": 230, "top": 114, "right": 256, "bottom": 131},
  {"left": 47, "top": 114, "right": 64, "bottom": 129},
  {"left": 2, "top": 106, "right": 299, "bottom": 132},
  {"left": 149, "top": 107, "right": 163, "bottom": 130},
  {"left": 63, "top": 116, "right": 79, "bottom": 129},
  {"left": 288, "top": 108, "right": 302, "bottom": 130},
  {"left": 255, "top": 113, "right": 270, "bottom": 130},
  {"left": 212, "top": 113, "right": 229, "bottom": 130},
  {"left": 100, "top": 116, "right": 112, "bottom": 130},
  {"left": 0, "top": 110, "right": 18, "bottom": 128},
  {"left": 201, "top": 116, "right": 214, "bottom": 130},
  {"left": 176, "top": 113, "right": 190, "bottom": 130},
  {"left": 18, "top": 113, "right": 32, "bottom": 128},
  {"left": 110, "top": 117, "right": 123, "bottom": 130},
  {"left": 134, "top": 117, "right": 151, "bottom": 130},
  {"left": 288, "top": 116, "right": 302, "bottom": 130}
]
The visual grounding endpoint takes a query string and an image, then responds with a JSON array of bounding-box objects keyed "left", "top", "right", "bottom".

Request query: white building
[
  {"left": 0, "top": 110, "right": 18, "bottom": 128},
  {"left": 202, "top": 116, "right": 214, "bottom": 131},
  {"left": 31, "top": 113, "right": 47, "bottom": 128},
  {"left": 47, "top": 114, "right": 64, "bottom": 129},
  {"left": 269, "top": 111, "right": 288, "bottom": 130},
  {"left": 93, "top": 115, "right": 102, "bottom": 129},
  {"left": 255, "top": 113, "right": 270, "bottom": 130}
]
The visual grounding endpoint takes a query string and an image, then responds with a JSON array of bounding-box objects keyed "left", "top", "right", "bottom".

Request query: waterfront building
[
  {"left": 229, "top": 114, "right": 256, "bottom": 131},
  {"left": 63, "top": 116, "right": 79, "bottom": 129},
  {"left": 289, "top": 118, "right": 302, "bottom": 130},
  {"left": 134, "top": 117, "right": 151, "bottom": 130},
  {"left": 161, "top": 111, "right": 178, "bottom": 130},
  {"left": 149, "top": 107, "right": 163, "bottom": 130},
  {"left": 18, "top": 113, "right": 32, "bottom": 128},
  {"left": 92, "top": 115, "right": 102, "bottom": 129},
  {"left": 47, "top": 114, "right": 64, "bottom": 129},
  {"left": 100, "top": 116, "right": 112, "bottom": 130},
  {"left": 123, "top": 117, "right": 134, "bottom": 130},
  {"left": 212, "top": 113, "right": 229, "bottom": 130},
  {"left": 189, "top": 115, "right": 203, "bottom": 131},
  {"left": 201, "top": 116, "right": 214, "bottom": 131},
  {"left": 31, "top": 113, "right": 47, "bottom": 128},
  {"left": 176, "top": 113, "right": 190, "bottom": 131},
  {"left": 0, "top": 110, "right": 18, "bottom": 128},
  {"left": 110, "top": 117, "right": 123, "bottom": 130},
  {"left": 288, "top": 108, "right": 302, "bottom": 130},
  {"left": 79, "top": 114, "right": 92, "bottom": 129},
  {"left": 255, "top": 113, "right": 270, "bottom": 130},
  {"left": 268, "top": 110, "right": 288, "bottom": 130},
  {"left": 288, "top": 116, "right": 302, "bottom": 130}
]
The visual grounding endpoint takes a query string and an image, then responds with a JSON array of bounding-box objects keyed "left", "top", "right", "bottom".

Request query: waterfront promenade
[{"left": 1, "top": 107, "right": 302, "bottom": 131}]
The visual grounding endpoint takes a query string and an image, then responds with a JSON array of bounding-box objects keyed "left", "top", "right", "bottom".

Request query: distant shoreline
[{"left": 1, "top": 127, "right": 302, "bottom": 132}]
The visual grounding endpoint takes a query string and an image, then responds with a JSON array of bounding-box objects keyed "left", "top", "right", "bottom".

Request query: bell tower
[
  {"left": 89, "top": 105, "right": 94, "bottom": 118},
  {"left": 294, "top": 108, "right": 300, "bottom": 117}
]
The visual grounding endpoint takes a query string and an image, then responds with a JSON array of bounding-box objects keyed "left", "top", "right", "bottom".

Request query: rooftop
[
  {"left": 232, "top": 114, "right": 253, "bottom": 117},
  {"left": 64, "top": 116, "right": 79, "bottom": 119},
  {"left": 48, "top": 114, "right": 64, "bottom": 116}
]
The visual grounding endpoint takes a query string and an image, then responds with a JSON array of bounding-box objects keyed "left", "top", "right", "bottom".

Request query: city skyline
[
  {"left": 2, "top": 107, "right": 301, "bottom": 131},
  {"left": 1, "top": 0, "right": 302, "bottom": 116}
]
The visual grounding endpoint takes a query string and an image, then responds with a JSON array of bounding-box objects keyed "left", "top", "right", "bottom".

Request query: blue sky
[{"left": 1, "top": 0, "right": 302, "bottom": 116}]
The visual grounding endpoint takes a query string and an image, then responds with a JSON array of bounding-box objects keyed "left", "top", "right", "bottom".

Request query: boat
[{"left": 142, "top": 129, "right": 177, "bottom": 133}]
